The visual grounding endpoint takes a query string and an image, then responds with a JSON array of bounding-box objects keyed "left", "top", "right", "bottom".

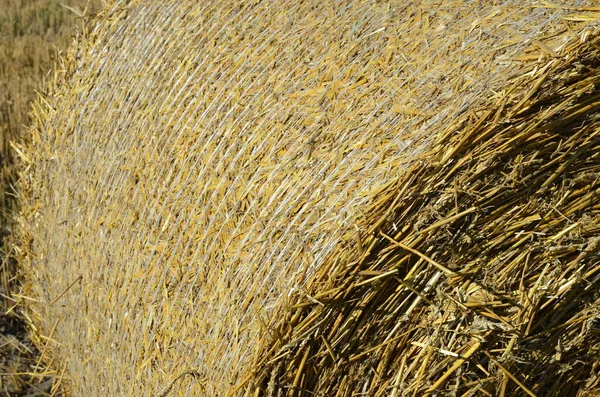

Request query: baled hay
[
  {"left": 14, "top": 0, "right": 600, "bottom": 395},
  {"left": 248, "top": 34, "right": 600, "bottom": 397}
]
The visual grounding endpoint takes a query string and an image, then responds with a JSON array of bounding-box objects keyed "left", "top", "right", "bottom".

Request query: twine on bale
[
  {"left": 12, "top": 0, "right": 600, "bottom": 395},
  {"left": 245, "top": 34, "right": 600, "bottom": 396}
]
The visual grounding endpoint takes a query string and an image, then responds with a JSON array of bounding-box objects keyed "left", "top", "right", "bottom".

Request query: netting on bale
[{"left": 13, "top": 0, "right": 600, "bottom": 395}]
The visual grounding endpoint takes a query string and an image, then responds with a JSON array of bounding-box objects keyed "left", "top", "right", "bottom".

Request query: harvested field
[{"left": 13, "top": 1, "right": 600, "bottom": 396}]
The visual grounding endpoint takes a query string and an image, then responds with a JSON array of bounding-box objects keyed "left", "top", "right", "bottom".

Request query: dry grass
[
  {"left": 13, "top": 0, "right": 600, "bottom": 396},
  {"left": 0, "top": 0, "right": 101, "bottom": 395}
]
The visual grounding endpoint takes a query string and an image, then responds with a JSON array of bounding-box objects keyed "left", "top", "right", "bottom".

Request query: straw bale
[
  {"left": 14, "top": 0, "right": 600, "bottom": 395},
  {"left": 249, "top": 32, "right": 600, "bottom": 397}
]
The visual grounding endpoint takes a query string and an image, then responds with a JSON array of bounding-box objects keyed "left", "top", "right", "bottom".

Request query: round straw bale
[{"left": 15, "top": 1, "right": 600, "bottom": 395}]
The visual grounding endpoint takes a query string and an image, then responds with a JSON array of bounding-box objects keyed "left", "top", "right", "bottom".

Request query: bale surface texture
[{"left": 16, "top": 0, "right": 600, "bottom": 395}]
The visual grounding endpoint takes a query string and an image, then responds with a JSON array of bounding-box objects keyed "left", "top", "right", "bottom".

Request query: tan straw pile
[{"left": 14, "top": 1, "right": 600, "bottom": 395}]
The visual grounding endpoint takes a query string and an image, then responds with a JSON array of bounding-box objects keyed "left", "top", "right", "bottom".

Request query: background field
[{"left": 0, "top": 1, "right": 100, "bottom": 395}]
